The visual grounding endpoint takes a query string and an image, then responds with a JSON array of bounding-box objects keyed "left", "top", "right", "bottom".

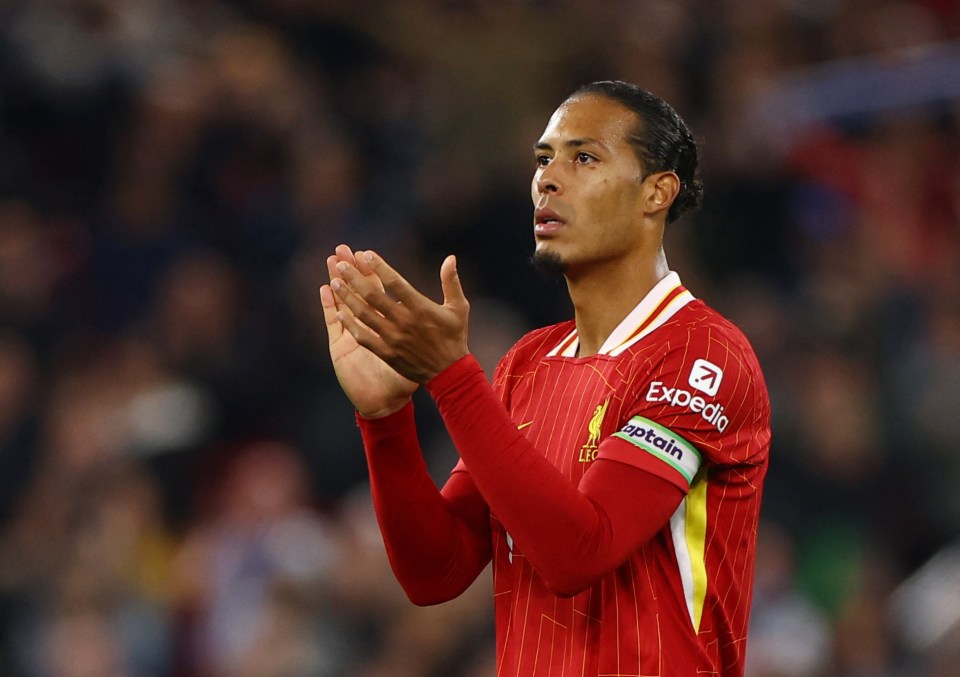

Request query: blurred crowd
[{"left": 0, "top": 0, "right": 958, "bottom": 675}]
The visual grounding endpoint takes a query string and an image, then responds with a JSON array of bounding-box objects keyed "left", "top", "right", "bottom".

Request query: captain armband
[{"left": 612, "top": 416, "right": 702, "bottom": 486}]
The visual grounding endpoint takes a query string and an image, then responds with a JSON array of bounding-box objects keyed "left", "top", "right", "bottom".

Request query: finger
[
  {"left": 335, "top": 294, "right": 394, "bottom": 357},
  {"left": 349, "top": 250, "right": 388, "bottom": 293},
  {"left": 329, "top": 282, "right": 380, "bottom": 338},
  {"left": 318, "top": 285, "right": 344, "bottom": 343},
  {"left": 335, "top": 258, "right": 388, "bottom": 299},
  {"left": 329, "top": 245, "right": 359, "bottom": 285},
  {"left": 331, "top": 277, "right": 391, "bottom": 335},
  {"left": 335, "top": 260, "right": 402, "bottom": 319},
  {"left": 334, "top": 243, "right": 357, "bottom": 265},
  {"left": 363, "top": 250, "right": 430, "bottom": 307},
  {"left": 440, "top": 255, "right": 469, "bottom": 312},
  {"left": 354, "top": 250, "right": 376, "bottom": 276},
  {"left": 326, "top": 255, "right": 341, "bottom": 284}
]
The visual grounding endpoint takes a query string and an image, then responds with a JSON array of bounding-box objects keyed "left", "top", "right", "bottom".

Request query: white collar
[{"left": 545, "top": 272, "right": 695, "bottom": 358}]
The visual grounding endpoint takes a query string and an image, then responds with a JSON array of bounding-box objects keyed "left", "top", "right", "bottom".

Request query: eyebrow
[{"left": 533, "top": 137, "right": 609, "bottom": 152}]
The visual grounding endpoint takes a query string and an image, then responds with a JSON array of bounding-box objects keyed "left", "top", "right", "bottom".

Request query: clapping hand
[
  {"left": 319, "top": 244, "right": 470, "bottom": 417},
  {"left": 319, "top": 245, "right": 419, "bottom": 418}
]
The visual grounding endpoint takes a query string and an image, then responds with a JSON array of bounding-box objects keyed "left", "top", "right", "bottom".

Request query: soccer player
[{"left": 320, "top": 80, "right": 771, "bottom": 676}]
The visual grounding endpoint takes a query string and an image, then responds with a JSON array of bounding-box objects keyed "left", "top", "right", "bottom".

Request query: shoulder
[
  {"left": 622, "top": 298, "right": 769, "bottom": 438},
  {"left": 649, "top": 298, "right": 764, "bottom": 381},
  {"left": 674, "top": 299, "right": 752, "bottom": 345}
]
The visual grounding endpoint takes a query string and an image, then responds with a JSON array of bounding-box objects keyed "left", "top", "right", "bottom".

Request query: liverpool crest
[{"left": 579, "top": 398, "right": 609, "bottom": 462}]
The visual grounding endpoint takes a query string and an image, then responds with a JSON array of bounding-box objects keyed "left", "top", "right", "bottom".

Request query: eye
[
  {"left": 535, "top": 154, "right": 551, "bottom": 167},
  {"left": 575, "top": 152, "right": 596, "bottom": 164}
]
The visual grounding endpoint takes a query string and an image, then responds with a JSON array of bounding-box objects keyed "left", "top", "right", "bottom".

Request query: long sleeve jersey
[{"left": 359, "top": 272, "right": 771, "bottom": 676}]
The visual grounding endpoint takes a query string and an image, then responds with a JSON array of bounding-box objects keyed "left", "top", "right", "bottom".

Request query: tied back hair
[{"left": 572, "top": 80, "right": 704, "bottom": 224}]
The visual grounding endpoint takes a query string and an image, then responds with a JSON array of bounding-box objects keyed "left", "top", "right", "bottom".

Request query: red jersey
[{"left": 479, "top": 272, "right": 771, "bottom": 676}]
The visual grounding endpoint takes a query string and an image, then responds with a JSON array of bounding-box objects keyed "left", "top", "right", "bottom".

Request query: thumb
[{"left": 440, "top": 255, "right": 468, "bottom": 311}]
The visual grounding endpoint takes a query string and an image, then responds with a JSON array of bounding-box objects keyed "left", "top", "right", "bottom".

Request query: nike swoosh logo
[{"left": 517, "top": 421, "right": 534, "bottom": 430}]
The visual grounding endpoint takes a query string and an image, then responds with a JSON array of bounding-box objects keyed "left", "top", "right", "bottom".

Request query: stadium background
[{"left": 0, "top": 0, "right": 958, "bottom": 674}]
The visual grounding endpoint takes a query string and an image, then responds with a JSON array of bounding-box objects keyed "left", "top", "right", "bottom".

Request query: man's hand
[
  {"left": 319, "top": 245, "right": 418, "bottom": 418},
  {"left": 328, "top": 247, "right": 470, "bottom": 384}
]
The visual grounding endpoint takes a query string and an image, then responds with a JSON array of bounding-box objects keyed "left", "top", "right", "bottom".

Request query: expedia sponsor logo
[
  {"left": 619, "top": 421, "right": 686, "bottom": 460},
  {"left": 689, "top": 359, "right": 723, "bottom": 396},
  {"left": 645, "top": 381, "right": 729, "bottom": 432}
]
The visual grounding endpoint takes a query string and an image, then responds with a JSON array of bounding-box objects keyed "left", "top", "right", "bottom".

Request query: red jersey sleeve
[
  {"left": 427, "top": 354, "right": 685, "bottom": 596},
  {"left": 357, "top": 402, "right": 492, "bottom": 605},
  {"left": 598, "top": 317, "right": 770, "bottom": 490}
]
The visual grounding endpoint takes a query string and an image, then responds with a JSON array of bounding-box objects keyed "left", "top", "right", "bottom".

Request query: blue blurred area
[{"left": 0, "top": 1, "right": 958, "bottom": 675}]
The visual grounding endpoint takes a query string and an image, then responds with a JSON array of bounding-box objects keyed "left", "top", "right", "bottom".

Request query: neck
[{"left": 566, "top": 248, "right": 670, "bottom": 357}]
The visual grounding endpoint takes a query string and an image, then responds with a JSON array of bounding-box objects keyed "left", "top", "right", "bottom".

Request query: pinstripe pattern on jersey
[{"left": 487, "top": 273, "right": 770, "bottom": 676}]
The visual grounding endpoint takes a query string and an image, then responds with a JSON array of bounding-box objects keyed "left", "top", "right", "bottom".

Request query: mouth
[{"left": 534, "top": 208, "right": 566, "bottom": 237}]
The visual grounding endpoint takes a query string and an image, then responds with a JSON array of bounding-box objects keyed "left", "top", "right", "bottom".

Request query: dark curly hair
[{"left": 571, "top": 81, "right": 704, "bottom": 224}]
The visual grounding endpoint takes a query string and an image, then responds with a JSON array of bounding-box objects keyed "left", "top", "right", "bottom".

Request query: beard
[{"left": 530, "top": 249, "right": 567, "bottom": 277}]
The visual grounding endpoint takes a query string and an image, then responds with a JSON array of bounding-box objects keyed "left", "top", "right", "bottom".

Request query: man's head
[
  {"left": 572, "top": 81, "right": 703, "bottom": 224},
  {"left": 530, "top": 81, "right": 703, "bottom": 277}
]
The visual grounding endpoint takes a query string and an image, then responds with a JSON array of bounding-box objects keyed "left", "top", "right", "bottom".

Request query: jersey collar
[{"left": 545, "top": 272, "right": 695, "bottom": 358}]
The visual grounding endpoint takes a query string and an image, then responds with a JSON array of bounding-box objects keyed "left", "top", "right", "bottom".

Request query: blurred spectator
[
  {"left": 171, "top": 441, "right": 341, "bottom": 675},
  {"left": 0, "top": 0, "right": 957, "bottom": 674},
  {"left": 746, "top": 521, "right": 831, "bottom": 677},
  {"left": 0, "top": 332, "right": 39, "bottom": 523}
]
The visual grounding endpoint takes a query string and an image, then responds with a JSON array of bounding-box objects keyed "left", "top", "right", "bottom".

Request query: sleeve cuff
[
  {"left": 356, "top": 399, "right": 416, "bottom": 438},
  {"left": 425, "top": 353, "right": 485, "bottom": 401}
]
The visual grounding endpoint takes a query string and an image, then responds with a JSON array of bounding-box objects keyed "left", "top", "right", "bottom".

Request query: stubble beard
[{"left": 530, "top": 249, "right": 567, "bottom": 277}]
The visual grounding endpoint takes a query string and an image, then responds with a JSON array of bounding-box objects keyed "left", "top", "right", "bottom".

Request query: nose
[{"left": 534, "top": 164, "right": 562, "bottom": 196}]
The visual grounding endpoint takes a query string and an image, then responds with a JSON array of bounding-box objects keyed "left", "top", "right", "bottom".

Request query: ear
[{"left": 643, "top": 171, "right": 680, "bottom": 218}]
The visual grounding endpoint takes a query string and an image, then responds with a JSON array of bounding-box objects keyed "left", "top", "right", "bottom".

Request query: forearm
[
  {"left": 358, "top": 401, "right": 491, "bottom": 605},
  {"left": 427, "top": 355, "right": 682, "bottom": 595}
]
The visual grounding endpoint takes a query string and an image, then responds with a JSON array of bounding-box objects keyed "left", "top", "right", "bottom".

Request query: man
[{"left": 320, "top": 80, "right": 770, "bottom": 676}]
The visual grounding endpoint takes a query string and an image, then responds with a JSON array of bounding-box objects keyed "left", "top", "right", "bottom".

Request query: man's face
[{"left": 530, "top": 95, "right": 649, "bottom": 275}]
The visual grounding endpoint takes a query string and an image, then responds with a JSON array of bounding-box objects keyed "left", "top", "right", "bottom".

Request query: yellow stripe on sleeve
[{"left": 685, "top": 470, "right": 709, "bottom": 631}]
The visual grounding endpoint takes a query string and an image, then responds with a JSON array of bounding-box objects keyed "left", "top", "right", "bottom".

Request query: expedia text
[{"left": 645, "top": 381, "right": 729, "bottom": 432}]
